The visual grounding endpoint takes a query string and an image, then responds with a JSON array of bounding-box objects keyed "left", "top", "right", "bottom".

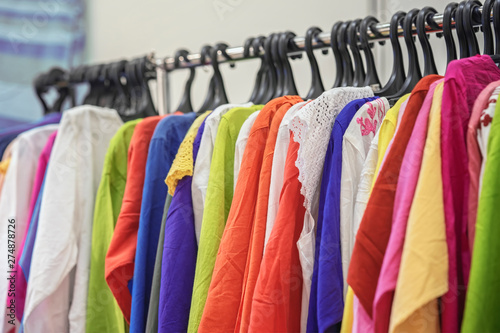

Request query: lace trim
[
  {"left": 166, "top": 112, "right": 210, "bottom": 195},
  {"left": 290, "top": 87, "right": 374, "bottom": 211}
]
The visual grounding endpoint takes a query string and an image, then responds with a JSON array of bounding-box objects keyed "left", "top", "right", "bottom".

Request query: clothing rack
[{"left": 155, "top": 5, "right": 488, "bottom": 71}]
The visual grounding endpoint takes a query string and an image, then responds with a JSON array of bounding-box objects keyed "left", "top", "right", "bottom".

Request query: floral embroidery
[
  {"left": 357, "top": 117, "right": 378, "bottom": 136},
  {"left": 481, "top": 114, "right": 493, "bottom": 127},
  {"left": 356, "top": 100, "right": 387, "bottom": 136}
]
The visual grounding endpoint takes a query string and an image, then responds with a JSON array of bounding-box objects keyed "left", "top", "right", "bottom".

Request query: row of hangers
[{"left": 34, "top": 0, "right": 500, "bottom": 118}]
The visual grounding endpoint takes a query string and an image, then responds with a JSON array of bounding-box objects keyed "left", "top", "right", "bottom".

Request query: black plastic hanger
[
  {"left": 360, "top": 16, "right": 382, "bottom": 88},
  {"left": 492, "top": 0, "right": 500, "bottom": 54},
  {"left": 98, "top": 63, "right": 118, "bottom": 108},
  {"left": 252, "top": 36, "right": 271, "bottom": 104},
  {"left": 209, "top": 43, "right": 232, "bottom": 109},
  {"left": 338, "top": 21, "right": 354, "bottom": 86},
  {"left": 271, "top": 32, "right": 286, "bottom": 98},
  {"left": 482, "top": 0, "right": 495, "bottom": 55},
  {"left": 443, "top": 3, "right": 459, "bottom": 64},
  {"left": 347, "top": 19, "right": 366, "bottom": 87},
  {"left": 456, "top": 2, "right": 469, "bottom": 58},
  {"left": 330, "top": 22, "right": 344, "bottom": 88},
  {"left": 34, "top": 67, "right": 74, "bottom": 113},
  {"left": 109, "top": 60, "right": 131, "bottom": 115},
  {"left": 245, "top": 36, "right": 267, "bottom": 103},
  {"left": 278, "top": 31, "right": 299, "bottom": 96},
  {"left": 375, "top": 11, "right": 406, "bottom": 96},
  {"left": 197, "top": 45, "right": 216, "bottom": 113},
  {"left": 174, "top": 49, "right": 195, "bottom": 113},
  {"left": 416, "top": 6, "right": 438, "bottom": 75},
  {"left": 83, "top": 64, "right": 105, "bottom": 105},
  {"left": 388, "top": 8, "right": 422, "bottom": 99},
  {"left": 464, "top": 0, "right": 482, "bottom": 56},
  {"left": 261, "top": 33, "right": 278, "bottom": 102},
  {"left": 134, "top": 56, "right": 157, "bottom": 117},
  {"left": 304, "top": 26, "right": 325, "bottom": 99}
]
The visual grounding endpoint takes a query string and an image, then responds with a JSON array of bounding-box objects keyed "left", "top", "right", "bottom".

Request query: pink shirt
[
  {"left": 7, "top": 131, "right": 57, "bottom": 320},
  {"left": 466, "top": 80, "right": 500, "bottom": 252},
  {"left": 441, "top": 55, "right": 500, "bottom": 332},
  {"left": 372, "top": 80, "right": 442, "bottom": 333}
]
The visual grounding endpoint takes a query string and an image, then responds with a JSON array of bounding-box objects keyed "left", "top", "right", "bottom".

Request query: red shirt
[
  {"left": 105, "top": 115, "right": 165, "bottom": 322},
  {"left": 198, "top": 96, "right": 302, "bottom": 333},
  {"left": 248, "top": 135, "right": 305, "bottom": 333},
  {"left": 347, "top": 75, "right": 442, "bottom": 317}
]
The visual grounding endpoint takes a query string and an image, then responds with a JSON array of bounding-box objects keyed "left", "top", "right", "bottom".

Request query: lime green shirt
[
  {"left": 187, "top": 105, "right": 262, "bottom": 333},
  {"left": 86, "top": 119, "right": 141, "bottom": 333},
  {"left": 462, "top": 98, "right": 500, "bottom": 333}
]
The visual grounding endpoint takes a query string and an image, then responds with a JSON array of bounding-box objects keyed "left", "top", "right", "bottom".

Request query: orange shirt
[
  {"left": 105, "top": 115, "right": 165, "bottom": 322},
  {"left": 198, "top": 96, "right": 302, "bottom": 333},
  {"left": 248, "top": 135, "right": 305, "bottom": 333}
]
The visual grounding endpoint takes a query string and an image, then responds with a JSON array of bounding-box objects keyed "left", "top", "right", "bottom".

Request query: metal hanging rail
[{"left": 156, "top": 5, "right": 488, "bottom": 71}]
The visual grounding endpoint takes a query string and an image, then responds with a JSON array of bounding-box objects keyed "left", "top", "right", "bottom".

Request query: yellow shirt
[
  {"left": 389, "top": 83, "right": 448, "bottom": 332},
  {"left": 165, "top": 112, "right": 211, "bottom": 195},
  {"left": 372, "top": 94, "right": 410, "bottom": 188}
]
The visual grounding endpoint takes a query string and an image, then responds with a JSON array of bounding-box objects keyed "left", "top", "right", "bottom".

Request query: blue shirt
[
  {"left": 158, "top": 117, "right": 207, "bottom": 333},
  {"left": 307, "top": 97, "right": 376, "bottom": 333},
  {"left": 129, "top": 112, "right": 197, "bottom": 333}
]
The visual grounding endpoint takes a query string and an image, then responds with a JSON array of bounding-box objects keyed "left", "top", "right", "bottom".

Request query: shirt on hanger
[
  {"left": 158, "top": 112, "right": 209, "bottom": 333},
  {"left": 187, "top": 104, "right": 261, "bottom": 333},
  {"left": 440, "top": 55, "right": 500, "bottom": 333},
  {"left": 462, "top": 93, "right": 500, "bottom": 333},
  {"left": 0, "top": 141, "right": 15, "bottom": 200},
  {"left": 372, "top": 94, "right": 410, "bottom": 188},
  {"left": 372, "top": 80, "right": 441, "bottom": 332},
  {"left": 191, "top": 103, "right": 253, "bottom": 244},
  {"left": 264, "top": 101, "right": 308, "bottom": 251},
  {"left": 389, "top": 81, "right": 448, "bottom": 333},
  {"left": 23, "top": 106, "right": 123, "bottom": 333},
  {"left": 144, "top": 193, "right": 172, "bottom": 333},
  {"left": 290, "top": 87, "right": 375, "bottom": 332},
  {"left": 0, "top": 124, "right": 58, "bottom": 330},
  {"left": 339, "top": 97, "right": 389, "bottom": 292},
  {"left": 199, "top": 96, "right": 302, "bottom": 333},
  {"left": 308, "top": 96, "right": 378, "bottom": 333},
  {"left": 347, "top": 75, "right": 442, "bottom": 318},
  {"left": 130, "top": 112, "right": 197, "bottom": 333},
  {"left": 248, "top": 135, "right": 305, "bottom": 333},
  {"left": 7, "top": 130, "right": 57, "bottom": 325},
  {"left": 105, "top": 115, "right": 167, "bottom": 322},
  {"left": 234, "top": 110, "right": 260, "bottom": 188},
  {"left": 466, "top": 81, "right": 500, "bottom": 252},
  {"left": 86, "top": 119, "right": 141, "bottom": 333},
  {"left": 0, "top": 112, "right": 61, "bottom": 158}
]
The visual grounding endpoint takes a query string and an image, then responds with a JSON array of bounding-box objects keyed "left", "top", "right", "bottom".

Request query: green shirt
[
  {"left": 462, "top": 99, "right": 500, "bottom": 333},
  {"left": 86, "top": 119, "right": 141, "bottom": 333},
  {"left": 187, "top": 105, "right": 262, "bottom": 333}
]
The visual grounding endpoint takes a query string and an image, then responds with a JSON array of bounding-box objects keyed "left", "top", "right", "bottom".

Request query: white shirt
[
  {"left": 340, "top": 98, "right": 389, "bottom": 295},
  {"left": 23, "top": 106, "right": 122, "bottom": 333},
  {"left": 290, "top": 87, "right": 375, "bottom": 332},
  {"left": 0, "top": 124, "right": 58, "bottom": 332},
  {"left": 191, "top": 103, "right": 252, "bottom": 244},
  {"left": 264, "top": 101, "right": 307, "bottom": 251},
  {"left": 478, "top": 85, "right": 500, "bottom": 192},
  {"left": 234, "top": 110, "right": 260, "bottom": 188}
]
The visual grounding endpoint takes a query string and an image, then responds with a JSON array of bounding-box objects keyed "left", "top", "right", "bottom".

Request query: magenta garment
[
  {"left": 372, "top": 80, "right": 442, "bottom": 333},
  {"left": 441, "top": 55, "right": 500, "bottom": 332},
  {"left": 7, "top": 130, "right": 57, "bottom": 320},
  {"left": 466, "top": 80, "right": 500, "bottom": 253}
]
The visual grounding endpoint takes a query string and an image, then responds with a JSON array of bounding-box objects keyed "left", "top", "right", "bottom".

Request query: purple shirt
[
  {"left": 308, "top": 97, "right": 376, "bottom": 333},
  {"left": 158, "top": 117, "right": 207, "bottom": 333},
  {"left": 441, "top": 55, "right": 500, "bottom": 332},
  {"left": 0, "top": 112, "right": 61, "bottom": 157}
]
